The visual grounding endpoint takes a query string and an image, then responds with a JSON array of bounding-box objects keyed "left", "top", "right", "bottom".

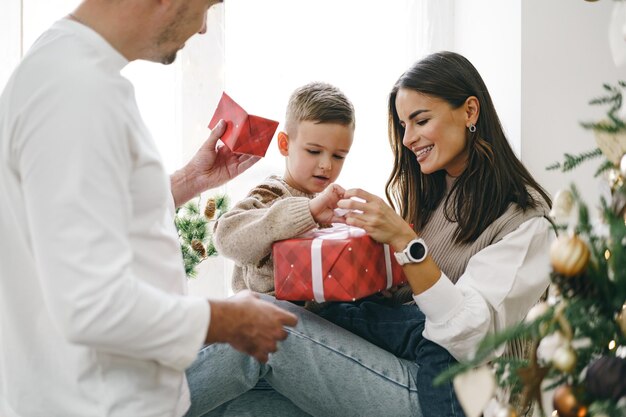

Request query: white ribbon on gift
[{"left": 309, "top": 224, "right": 395, "bottom": 303}]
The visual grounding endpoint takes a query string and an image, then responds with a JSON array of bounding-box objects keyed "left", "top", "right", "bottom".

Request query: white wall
[
  {"left": 522, "top": 0, "right": 622, "bottom": 210},
  {"left": 452, "top": 0, "right": 621, "bottom": 213},
  {"left": 454, "top": 0, "right": 522, "bottom": 156}
]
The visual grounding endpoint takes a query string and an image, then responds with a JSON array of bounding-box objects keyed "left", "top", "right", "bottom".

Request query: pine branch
[
  {"left": 595, "top": 160, "right": 616, "bottom": 177},
  {"left": 214, "top": 194, "right": 231, "bottom": 219},
  {"left": 174, "top": 194, "right": 231, "bottom": 278},
  {"left": 184, "top": 200, "right": 201, "bottom": 215},
  {"left": 581, "top": 81, "right": 626, "bottom": 133},
  {"left": 546, "top": 148, "right": 603, "bottom": 172}
]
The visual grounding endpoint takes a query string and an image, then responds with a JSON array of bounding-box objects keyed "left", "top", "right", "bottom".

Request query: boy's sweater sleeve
[{"left": 214, "top": 181, "right": 318, "bottom": 265}]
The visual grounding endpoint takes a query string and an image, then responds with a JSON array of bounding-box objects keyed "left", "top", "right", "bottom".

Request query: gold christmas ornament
[
  {"left": 550, "top": 189, "right": 575, "bottom": 224},
  {"left": 617, "top": 303, "right": 626, "bottom": 336},
  {"left": 550, "top": 235, "right": 590, "bottom": 277},
  {"left": 552, "top": 385, "right": 586, "bottom": 417},
  {"left": 595, "top": 130, "right": 626, "bottom": 165},
  {"left": 204, "top": 198, "right": 217, "bottom": 220},
  {"left": 552, "top": 345, "right": 577, "bottom": 373}
]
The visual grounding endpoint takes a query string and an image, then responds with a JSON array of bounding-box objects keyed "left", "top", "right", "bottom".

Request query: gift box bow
[{"left": 208, "top": 92, "right": 279, "bottom": 157}]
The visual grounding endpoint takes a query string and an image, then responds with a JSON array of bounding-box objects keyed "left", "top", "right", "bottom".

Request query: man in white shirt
[{"left": 0, "top": 0, "right": 298, "bottom": 416}]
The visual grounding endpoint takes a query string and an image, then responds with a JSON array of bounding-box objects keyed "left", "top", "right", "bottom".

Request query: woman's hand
[{"left": 338, "top": 188, "right": 416, "bottom": 251}]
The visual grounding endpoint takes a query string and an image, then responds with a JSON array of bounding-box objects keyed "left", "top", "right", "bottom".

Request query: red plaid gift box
[
  {"left": 273, "top": 225, "right": 407, "bottom": 302},
  {"left": 208, "top": 92, "right": 279, "bottom": 157}
]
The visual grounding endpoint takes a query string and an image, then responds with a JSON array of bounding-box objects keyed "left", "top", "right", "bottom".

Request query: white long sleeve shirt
[
  {"left": 0, "top": 19, "right": 209, "bottom": 417},
  {"left": 413, "top": 216, "right": 554, "bottom": 361}
]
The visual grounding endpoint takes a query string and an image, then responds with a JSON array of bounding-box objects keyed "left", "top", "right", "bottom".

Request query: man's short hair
[{"left": 285, "top": 82, "right": 355, "bottom": 134}]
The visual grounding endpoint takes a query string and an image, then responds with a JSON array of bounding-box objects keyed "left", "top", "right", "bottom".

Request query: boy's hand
[{"left": 309, "top": 183, "right": 346, "bottom": 225}]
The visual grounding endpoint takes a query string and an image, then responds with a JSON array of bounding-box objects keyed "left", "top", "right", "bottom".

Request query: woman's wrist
[{"left": 390, "top": 230, "right": 418, "bottom": 252}]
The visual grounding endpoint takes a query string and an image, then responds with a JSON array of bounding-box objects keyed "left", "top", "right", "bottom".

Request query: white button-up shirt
[
  {"left": 0, "top": 19, "right": 209, "bottom": 417},
  {"left": 414, "top": 217, "right": 554, "bottom": 361}
]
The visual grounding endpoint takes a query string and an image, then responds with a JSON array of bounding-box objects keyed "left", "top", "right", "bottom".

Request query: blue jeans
[
  {"left": 318, "top": 298, "right": 465, "bottom": 417},
  {"left": 185, "top": 295, "right": 421, "bottom": 417}
]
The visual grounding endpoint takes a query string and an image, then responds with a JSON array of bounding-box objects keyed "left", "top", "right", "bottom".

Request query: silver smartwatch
[{"left": 394, "top": 238, "right": 428, "bottom": 265}]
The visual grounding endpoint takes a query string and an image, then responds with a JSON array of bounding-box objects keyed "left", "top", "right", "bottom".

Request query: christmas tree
[
  {"left": 175, "top": 194, "right": 230, "bottom": 278},
  {"left": 436, "top": 82, "right": 626, "bottom": 417}
]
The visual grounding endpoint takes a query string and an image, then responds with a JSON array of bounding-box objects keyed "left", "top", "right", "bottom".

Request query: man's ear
[
  {"left": 277, "top": 131, "right": 289, "bottom": 156},
  {"left": 465, "top": 96, "right": 480, "bottom": 126}
]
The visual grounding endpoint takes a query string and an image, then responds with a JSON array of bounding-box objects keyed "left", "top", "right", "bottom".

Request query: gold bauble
[
  {"left": 553, "top": 385, "right": 586, "bottom": 417},
  {"left": 550, "top": 235, "right": 590, "bottom": 277},
  {"left": 552, "top": 345, "right": 577, "bottom": 373},
  {"left": 617, "top": 303, "right": 626, "bottom": 337}
]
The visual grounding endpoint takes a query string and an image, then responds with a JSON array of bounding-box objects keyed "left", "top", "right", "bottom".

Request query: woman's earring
[{"left": 468, "top": 123, "right": 477, "bottom": 133}]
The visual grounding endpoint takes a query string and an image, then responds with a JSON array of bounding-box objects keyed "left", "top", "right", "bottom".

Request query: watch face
[{"left": 409, "top": 241, "right": 426, "bottom": 260}]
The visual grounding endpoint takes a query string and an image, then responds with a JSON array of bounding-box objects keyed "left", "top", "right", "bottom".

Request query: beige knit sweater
[{"left": 214, "top": 175, "right": 318, "bottom": 295}]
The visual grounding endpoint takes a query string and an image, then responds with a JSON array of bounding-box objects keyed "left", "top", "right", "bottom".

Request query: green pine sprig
[
  {"left": 174, "top": 194, "right": 230, "bottom": 278},
  {"left": 580, "top": 81, "right": 626, "bottom": 134},
  {"left": 546, "top": 148, "right": 603, "bottom": 173},
  {"left": 547, "top": 81, "right": 626, "bottom": 174}
]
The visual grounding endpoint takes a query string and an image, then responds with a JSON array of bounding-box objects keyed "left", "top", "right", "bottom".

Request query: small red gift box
[
  {"left": 208, "top": 92, "right": 279, "bottom": 157},
  {"left": 273, "top": 225, "right": 407, "bottom": 302}
]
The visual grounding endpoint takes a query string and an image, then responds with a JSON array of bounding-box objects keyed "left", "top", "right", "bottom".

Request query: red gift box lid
[{"left": 208, "top": 92, "right": 279, "bottom": 157}]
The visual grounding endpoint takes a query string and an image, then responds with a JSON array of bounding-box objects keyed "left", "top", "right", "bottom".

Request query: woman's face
[{"left": 395, "top": 88, "right": 470, "bottom": 177}]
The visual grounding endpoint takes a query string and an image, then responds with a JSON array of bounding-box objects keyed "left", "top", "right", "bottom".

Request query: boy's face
[{"left": 280, "top": 121, "right": 354, "bottom": 195}]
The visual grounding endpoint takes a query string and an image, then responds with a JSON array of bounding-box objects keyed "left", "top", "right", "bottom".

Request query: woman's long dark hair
[{"left": 386, "top": 51, "right": 551, "bottom": 243}]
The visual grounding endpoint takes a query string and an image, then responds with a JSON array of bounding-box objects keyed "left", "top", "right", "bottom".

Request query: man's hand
[
  {"left": 171, "top": 120, "right": 260, "bottom": 207},
  {"left": 205, "top": 291, "right": 298, "bottom": 363},
  {"left": 309, "top": 183, "right": 346, "bottom": 225}
]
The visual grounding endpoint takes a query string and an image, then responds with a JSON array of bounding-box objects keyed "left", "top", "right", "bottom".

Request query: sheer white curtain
[{"left": 197, "top": 0, "right": 453, "bottom": 298}]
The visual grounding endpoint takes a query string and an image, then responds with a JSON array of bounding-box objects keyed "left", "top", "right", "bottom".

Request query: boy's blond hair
[{"left": 285, "top": 82, "right": 355, "bottom": 134}]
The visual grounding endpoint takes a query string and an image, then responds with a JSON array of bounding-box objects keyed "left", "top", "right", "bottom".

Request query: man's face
[{"left": 155, "top": 0, "right": 222, "bottom": 65}]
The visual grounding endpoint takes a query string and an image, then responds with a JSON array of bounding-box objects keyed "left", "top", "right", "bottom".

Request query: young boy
[{"left": 214, "top": 82, "right": 355, "bottom": 296}]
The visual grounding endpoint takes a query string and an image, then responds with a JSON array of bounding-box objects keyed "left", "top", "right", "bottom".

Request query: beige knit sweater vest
[{"left": 420, "top": 189, "right": 550, "bottom": 285}]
